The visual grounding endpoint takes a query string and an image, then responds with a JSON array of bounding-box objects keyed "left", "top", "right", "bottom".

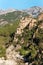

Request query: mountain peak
[{"left": 24, "top": 6, "right": 43, "bottom": 17}]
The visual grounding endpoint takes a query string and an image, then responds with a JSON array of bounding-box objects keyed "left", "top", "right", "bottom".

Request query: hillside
[
  {"left": 0, "top": 6, "right": 43, "bottom": 65},
  {"left": 13, "top": 13, "right": 43, "bottom": 65},
  {"left": 0, "top": 11, "right": 29, "bottom": 26}
]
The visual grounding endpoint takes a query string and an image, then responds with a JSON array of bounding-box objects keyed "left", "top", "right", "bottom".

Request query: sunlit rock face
[
  {"left": 0, "top": 59, "right": 17, "bottom": 65},
  {"left": 38, "top": 13, "right": 43, "bottom": 29},
  {"left": 38, "top": 13, "right": 43, "bottom": 21}
]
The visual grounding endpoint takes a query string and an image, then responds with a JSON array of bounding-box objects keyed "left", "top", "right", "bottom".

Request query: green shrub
[
  {"left": 19, "top": 48, "right": 30, "bottom": 56},
  {"left": 0, "top": 46, "right": 6, "bottom": 57},
  {"left": 29, "top": 45, "right": 37, "bottom": 59}
]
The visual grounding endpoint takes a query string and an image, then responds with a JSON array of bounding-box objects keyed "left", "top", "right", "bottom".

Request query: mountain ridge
[{"left": 0, "top": 6, "right": 43, "bottom": 17}]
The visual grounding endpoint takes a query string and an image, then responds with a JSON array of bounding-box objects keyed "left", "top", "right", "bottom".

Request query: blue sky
[{"left": 0, "top": 0, "right": 43, "bottom": 10}]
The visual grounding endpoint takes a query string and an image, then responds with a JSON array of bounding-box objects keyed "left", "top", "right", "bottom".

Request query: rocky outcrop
[
  {"left": 6, "top": 45, "right": 24, "bottom": 65},
  {"left": 38, "top": 13, "right": 43, "bottom": 21},
  {"left": 15, "top": 16, "right": 37, "bottom": 35},
  {"left": 16, "top": 17, "right": 32, "bottom": 34}
]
